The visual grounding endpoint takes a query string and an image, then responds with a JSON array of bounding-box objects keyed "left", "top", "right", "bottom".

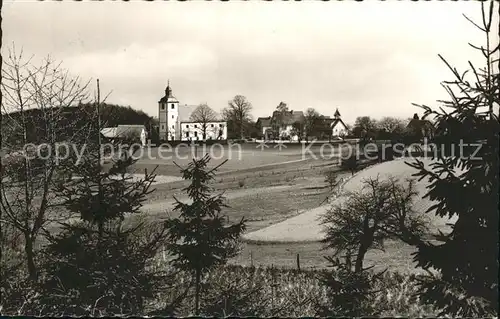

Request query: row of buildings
[
  {"left": 256, "top": 108, "right": 349, "bottom": 141},
  {"left": 101, "top": 83, "right": 228, "bottom": 143},
  {"left": 157, "top": 83, "right": 348, "bottom": 142},
  {"left": 102, "top": 82, "right": 431, "bottom": 143},
  {"left": 158, "top": 83, "right": 228, "bottom": 141}
]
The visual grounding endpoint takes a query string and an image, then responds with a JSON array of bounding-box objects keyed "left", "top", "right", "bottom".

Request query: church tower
[{"left": 158, "top": 81, "right": 179, "bottom": 141}]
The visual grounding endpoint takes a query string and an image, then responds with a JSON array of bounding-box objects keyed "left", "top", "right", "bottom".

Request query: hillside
[
  {"left": 243, "top": 158, "right": 462, "bottom": 242},
  {"left": 1, "top": 103, "right": 155, "bottom": 147}
]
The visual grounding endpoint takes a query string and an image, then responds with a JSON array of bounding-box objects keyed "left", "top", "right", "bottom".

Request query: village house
[
  {"left": 100, "top": 124, "right": 147, "bottom": 142},
  {"left": 330, "top": 108, "right": 349, "bottom": 137},
  {"left": 406, "top": 113, "right": 434, "bottom": 140},
  {"left": 259, "top": 110, "right": 305, "bottom": 141},
  {"left": 256, "top": 116, "right": 272, "bottom": 138},
  {"left": 158, "top": 83, "right": 227, "bottom": 141},
  {"left": 258, "top": 107, "right": 349, "bottom": 140},
  {"left": 272, "top": 110, "right": 305, "bottom": 141}
]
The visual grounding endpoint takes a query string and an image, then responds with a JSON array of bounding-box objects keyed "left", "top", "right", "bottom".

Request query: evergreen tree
[
  {"left": 165, "top": 154, "right": 246, "bottom": 315},
  {"left": 341, "top": 153, "right": 358, "bottom": 176},
  {"left": 406, "top": 3, "right": 499, "bottom": 316},
  {"left": 36, "top": 121, "right": 173, "bottom": 315}
]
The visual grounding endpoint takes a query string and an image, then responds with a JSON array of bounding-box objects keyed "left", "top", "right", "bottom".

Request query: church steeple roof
[
  {"left": 334, "top": 108, "right": 341, "bottom": 118},
  {"left": 160, "top": 80, "right": 178, "bottom": 103},
  {"left": 165, "top": 80, "right": 173, "bottom": 97}
]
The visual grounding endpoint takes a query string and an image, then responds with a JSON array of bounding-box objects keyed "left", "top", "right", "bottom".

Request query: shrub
[
  {"left": 324, "top": 170, "right": 340, "bottom": 191},
  {"left": 341, "top": 154, "right": 358, "bottom": 176},
  {"left": 37, "top": 221, "right": 169, "bottom": 316}
]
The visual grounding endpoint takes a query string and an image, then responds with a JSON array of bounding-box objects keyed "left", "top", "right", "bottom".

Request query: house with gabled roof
[
  {"left": 406, "top": 113, "right": 434, "bottom": 139},
  {"left": 256, "top": 116, "right": 272, "bottom": 137},
  {"left": 330, "top": 108, "right": 349, "bottom": 137},
  {"left": 269, "top": 109, "right": 305, "bottom": 140}
]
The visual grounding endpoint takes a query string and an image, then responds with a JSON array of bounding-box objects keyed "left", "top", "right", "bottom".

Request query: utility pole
[
  {"left": 96, "top": 78, "right": 103, "bottom": 236},
  {"left": 97, "top": 79, "right": 101, "bottom": 151}
]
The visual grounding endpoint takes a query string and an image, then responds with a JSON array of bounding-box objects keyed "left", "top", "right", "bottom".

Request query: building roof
[
  {"left": 159, "top": 83, "right": 179, "bottom": 103},
  {"left": 272, "top": 110, "right": 305, "bottom": 125},
  {"left": 256, "top": 117, "right": 272, "bottom": 127},
  {"left": 101, "top": 124, "right": 145, "bottom": 139},
  {"left": 334, "top": 108, "right": 341, "bottom": 118},
  {"left": 177, "top": 104, "right": 224, "bottom": 123},
  {"left": 100, "top": 127, "right": 118, "bottom": 138},
  {"left": 323, "top": 117, "right": 335, "bottom": 125},
  {"left": 407, "top": 118, "right": 434, "bottom": 131},
  {"left": 178, "top": 105, "right": 199, "bottom": 122}
]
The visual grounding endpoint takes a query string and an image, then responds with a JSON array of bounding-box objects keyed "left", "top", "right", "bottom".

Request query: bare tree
[
  {"left": 0, "top": 46, "right": 91, "bottom": 280},
  {"left": 275, "top": 101, "right": 288, "bottom": 113},
  {"left": 321, "top": 177, "right": 428, "bottom": 273},
  {"left": 352, "top": 116, "right": 378, "bottom": 139},
  {"left": 190, "top": 103, "right": 218, "bottom": 141},
  {"left": 223, "top": 95, "right": 253, "bottom": 139}
]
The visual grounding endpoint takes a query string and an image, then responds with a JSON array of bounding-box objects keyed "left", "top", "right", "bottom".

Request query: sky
[{"left": 2, "top": 1, "right": 496, "bottom": 124}]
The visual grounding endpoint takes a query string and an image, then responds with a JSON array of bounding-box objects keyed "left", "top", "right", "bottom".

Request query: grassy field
[
  {"left": 3, "top": 142, "right": 455, "bottom": 316},
  {"left": 127, "top": 142, "right": 348, "bottom": 176},
  {"left": 242, "top": 158, "right": 459, "bottom": 243},
  {"left": 133, "top": 149, "right": 462, "bottom": 275},
  {"left": 39, "top": 142, "right": 446, "bottom": 275}
]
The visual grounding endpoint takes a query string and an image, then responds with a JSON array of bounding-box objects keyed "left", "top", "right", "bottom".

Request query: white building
[
  {"left": 158, "top": 83, "right": 227, "bottom": 141},
  {"left": 330, "top": 108, "right": 348, "bottom": 137},
  {"left": 101, "top": 124, "right": 147, "bottom": 142}
]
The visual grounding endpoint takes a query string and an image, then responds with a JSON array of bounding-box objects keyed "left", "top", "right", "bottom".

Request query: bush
[
  {"left": 324, "top": 170, "right": 340, "bottom": 191},
  {"left": 340, "top": 154, "right": 358, "bottom": 176},
  {"left": 34, "top": 220, "right": 171, "bottom": 316},
  {"left": 159, "top": 265, "right": 438, "bottom": 317}
]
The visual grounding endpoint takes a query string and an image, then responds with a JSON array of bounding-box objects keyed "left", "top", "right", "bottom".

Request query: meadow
[{"left": 124, "top": 142, "right": 450, "bottom": 275}]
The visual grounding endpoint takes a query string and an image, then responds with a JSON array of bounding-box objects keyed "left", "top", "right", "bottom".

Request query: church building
[
  {"left": 330, "top": 108, "right": 349, "bottom": 137},
  {"left": 158, "top": 83, "right": 227, "bottom": 141}
]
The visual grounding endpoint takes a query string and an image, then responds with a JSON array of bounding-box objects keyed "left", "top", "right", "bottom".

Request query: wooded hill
[{"left": 1, "top": 103, "right": 156, "bottom": 148}]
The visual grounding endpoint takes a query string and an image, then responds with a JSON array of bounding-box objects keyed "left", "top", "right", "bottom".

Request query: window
[
  {"left": 172, "top": 125, "right": 174, "bottom": 129},
  {"left": 161, "top": 104, "right": 165, "bottom": 110},
  {"left": 194, "top": 131, "right": 198, "bottom": 137},
  {"left": 171, "top": 104, "right": 175, "bottom": 109},
  {"left": 185, "top": 132, "right": 189, "bottom": 137},
  {"left": 211, "top": 124, "right": 214, "bottom": 127},
  {"left": 171, "top": 115, "right": 174, "bottom": 119},
  {"left": 194, "top": 125, "right": 197, "bottom": 128},
  {"left": 219, "top": 124, "right": 223, "bottom": 127},
  {"left": 161, "top": 125, "right": 164, "bottom": 129},
  {"left": 186, "top": 124, "right": 189, "bottom": 128}
]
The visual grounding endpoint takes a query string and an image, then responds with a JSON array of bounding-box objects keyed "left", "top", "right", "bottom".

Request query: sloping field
[
  {"left": 72, "top": 173, "right": 183, "bottom": 185},
  {"left": 131, "top": 143, "right": 349, "bottom": 176},
  {"left": 243, "top": 158, "right": 462, "bottom": 243}
]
